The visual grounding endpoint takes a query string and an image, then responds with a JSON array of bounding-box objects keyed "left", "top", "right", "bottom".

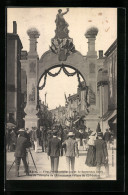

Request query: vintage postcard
[{"left": 6, "top": 7, "right": 117, "bottom": 181}]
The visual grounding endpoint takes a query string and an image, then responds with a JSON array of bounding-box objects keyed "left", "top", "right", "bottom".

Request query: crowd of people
[{"left": 6, "top": 125, "right": 115, "bottom": 179}]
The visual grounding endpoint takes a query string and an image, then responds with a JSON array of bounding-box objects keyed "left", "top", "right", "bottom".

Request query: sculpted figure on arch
[{"left": 55, "top": 8, "right": 70, "bottom": 39}]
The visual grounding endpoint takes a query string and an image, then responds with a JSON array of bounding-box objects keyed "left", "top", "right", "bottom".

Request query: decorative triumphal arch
[{"left": 21, "top": 8, "right": 99, "bottom": 129}]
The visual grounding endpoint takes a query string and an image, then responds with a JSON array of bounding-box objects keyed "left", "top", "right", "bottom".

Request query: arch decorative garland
[{"left": 38, "top": 65, "right": 84, "bottom": 90}]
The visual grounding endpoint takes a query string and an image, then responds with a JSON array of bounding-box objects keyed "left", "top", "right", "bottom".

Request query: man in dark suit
[
  {"left": 14, "top": 129, "right": 31, "bottom": 177},
  {"left": 103, "top": 129, "right": 111, "bottom": 149},
  {"left": 95, "top": 132, "right": 109, "bottom": 179},
  {"left": 40, "top": 126, "right": 47, "bottom": 152},
  {"left": 47, "top": 130, "right": 61, "bottom": 173}
]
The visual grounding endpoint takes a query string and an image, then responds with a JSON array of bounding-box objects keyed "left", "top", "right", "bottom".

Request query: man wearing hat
[
  {"left": 62, "top": 132, "right": 79, "bottom": 173},
  {"left": 40, "top": 126, "right": 47, "bottom": 152},
  {"left": 103, "top": 129, "right": 111, "bottom": 149},
  {"left": 95, "top": 132, "right": 109, "bottom": 179},
  {"left": 24, "top": 128, "right": 31, "bottom": 143},
  {"left": 14, "top": 129, "right": 31, "bottom": 177},
  {"left": 47, "top": 130, "right": 61, "bottom": 173},
  {"left": 10, "top": 127, "right": 17, "bottom": 152}
]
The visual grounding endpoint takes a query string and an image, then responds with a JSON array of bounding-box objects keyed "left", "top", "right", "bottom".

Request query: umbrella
[{"left": 6, "top": 123, "right": 16, "bottom": 128}]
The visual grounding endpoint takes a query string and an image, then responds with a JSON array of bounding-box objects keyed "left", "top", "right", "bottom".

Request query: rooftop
[
  {"left": 7, "top": 21, "right": 23, "bottom": 49},
  {"left": 68, "top": 93, "right": 79, "bottom": 101},
  {"left": 104, "top": 39, "right": 117, "bottom": 57}
]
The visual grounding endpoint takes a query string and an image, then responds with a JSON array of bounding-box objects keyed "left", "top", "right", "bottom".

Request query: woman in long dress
[{"left": 85, "top": 132, "right": 96, "bottom": 166}]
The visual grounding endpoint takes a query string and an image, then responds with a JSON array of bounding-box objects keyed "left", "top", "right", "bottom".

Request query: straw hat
[
  {"left": 68, "top": 132, "right": 75, "bottom": 137},
  {"left": 18, "top": 129, "right": 25, "bottom": 136},
  {"left": 18, "top": 129, "right": 25, "bottom": 132}
]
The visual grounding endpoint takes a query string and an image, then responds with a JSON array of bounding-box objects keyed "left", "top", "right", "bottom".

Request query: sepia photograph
[{"left": 6, "top": 7, "right": 117, "bottom": 181}]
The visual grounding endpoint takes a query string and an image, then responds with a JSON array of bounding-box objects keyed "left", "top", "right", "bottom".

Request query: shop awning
[
  {"left": 108, "top": 113, "right": 117, "bottom": 124},
  {"left": 113, "top": 118, "right": 117, "bottom": 124},
  {"left": 102, "top": 109, "right": 117, "bottom": 122}
]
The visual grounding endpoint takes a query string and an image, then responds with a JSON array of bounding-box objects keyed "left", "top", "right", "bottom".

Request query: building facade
[
  {"left": 97, "top": 40, "right": 117, "bottom": 134},
  {"left": 64, "top": 40, "right": 117, "bottom": 133},
  {"left": 50, "top": 106, "right": 66, "bottom": 126},
  {"left": 7, "top": 21, "right": 23, "bottom": 128}
]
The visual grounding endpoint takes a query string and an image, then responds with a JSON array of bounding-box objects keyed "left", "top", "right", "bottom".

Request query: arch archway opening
[{"left": 37, "top": 65, "right": 88, "bottom": 128}]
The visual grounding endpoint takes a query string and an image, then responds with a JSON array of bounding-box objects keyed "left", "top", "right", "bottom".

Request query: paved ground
[{"left": 6, "top": 145, "right": 116, "bottom": 180}]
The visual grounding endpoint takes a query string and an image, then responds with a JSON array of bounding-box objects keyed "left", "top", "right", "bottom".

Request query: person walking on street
[
  {"left": 40, "top": 126, "right": 47, "bottom": 152},
  {"left": 62, "top": 132, "right": 79, "bottom": 173},
  {"left": 79, "top": 129, "right": 83, "bottom": 148},
  {"left": 75, "top": 129, "right": 81, "bottom": 150},
  {"left": 82, "top": 130, "right": 89, "bottom": 151},
  {"left": 33, "top": 127, "right": 39, "bottom": 153},
  {"left": 85, "top": 132, "right": 96, "bottom": 167},
  {"left": 103, "top": 129, "right": 111, "bottom": 149},
  {"left": 95, "top": 132, "right": 109, "bottom": 179},
  {"left": 47, "top": 130, "right": 62, "bottom": 173},
  {"left": 46, "top": 130, "right": 52, "bottom": 151},
  {"left": 14, "top": 129, "right": 31, "bottom": 177}
]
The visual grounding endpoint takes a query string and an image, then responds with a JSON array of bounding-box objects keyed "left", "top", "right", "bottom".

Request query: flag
[{"left": 64, "top": 93, "right": 67, "bottom": 103}]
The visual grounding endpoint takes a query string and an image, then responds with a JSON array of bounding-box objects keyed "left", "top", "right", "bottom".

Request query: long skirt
[{"left": 85, "top": 145, "right": 96, "bottom": 166}]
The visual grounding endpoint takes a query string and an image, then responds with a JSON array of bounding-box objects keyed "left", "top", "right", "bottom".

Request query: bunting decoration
[
  {"left": 38, "top": 65, "right": 84, "bottom": 90},
  {"left": 47, "top": 66, "right": 62, "bottom": 77},
  {"left": 38, "top": 73, "right": 47, "bottom": 90}
]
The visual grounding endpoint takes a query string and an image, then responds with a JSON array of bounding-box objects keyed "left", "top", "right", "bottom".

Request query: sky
[{"left": 7, "top": 8, "right": 117, "bottom": 110}]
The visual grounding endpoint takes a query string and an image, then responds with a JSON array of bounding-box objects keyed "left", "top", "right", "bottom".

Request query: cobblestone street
[{"left": 6, "top": 146, "right": 116, "bottom": 180}]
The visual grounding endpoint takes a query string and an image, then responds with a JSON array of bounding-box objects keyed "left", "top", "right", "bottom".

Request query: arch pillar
[{"left": 21, "top": 28, "right": 40, "bottom": 129}]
